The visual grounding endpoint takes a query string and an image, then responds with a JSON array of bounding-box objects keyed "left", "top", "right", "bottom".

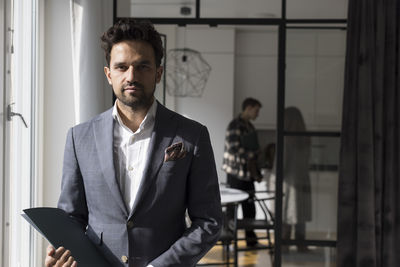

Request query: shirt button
[
  {"left": 121, "top": 255, "right": 128, "bottom": 263},
  {"left": 127, "top": 221, "right": 134, "bottom": 229},
  {"left": 128, "top": 166, "right": 133, "bottom": 171}
]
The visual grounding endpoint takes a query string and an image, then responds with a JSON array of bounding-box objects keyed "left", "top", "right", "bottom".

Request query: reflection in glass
[
  {"left": 261, "top": 134, "right": 339, "bottom": 242},
  {"left": 260, "top": 129, "right": 339, "bottom": 264},
  {"left": 282, "top": 107, "right": 312, "bottom": 252}
]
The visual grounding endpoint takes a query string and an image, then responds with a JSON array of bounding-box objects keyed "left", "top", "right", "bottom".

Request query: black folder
[{"left": 22, "top": 207, "right": 110, "bottom": 267}]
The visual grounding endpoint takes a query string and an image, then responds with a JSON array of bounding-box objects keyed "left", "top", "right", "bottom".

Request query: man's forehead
[
  {"left": 111, "top": 40, "right": 152, "bottom": 51},
  {"left": 110, "top": 40, "right": 155, "bottom": 60}
]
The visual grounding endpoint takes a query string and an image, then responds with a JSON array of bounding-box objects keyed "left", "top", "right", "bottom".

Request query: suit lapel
[
  {"left": 129, "top": 102, "right": 178, "bottom": 218},
  {"left": 93, "top": 109, "right": 128, "bottom": 216}
]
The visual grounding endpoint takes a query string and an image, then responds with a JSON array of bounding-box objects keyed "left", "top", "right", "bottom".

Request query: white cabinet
[{"left": 286, "top": 29, "right": 346, "bottom": 131}]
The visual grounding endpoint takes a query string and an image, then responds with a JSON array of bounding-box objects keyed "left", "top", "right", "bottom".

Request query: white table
[{"left": 219, "top": 186, "right": 249, "bottom": 205}]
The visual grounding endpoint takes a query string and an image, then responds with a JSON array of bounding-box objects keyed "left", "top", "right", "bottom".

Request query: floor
[
  {"left": 198, "top": 239, "right": 273, "bottom": 267},
  {"left": 198, "top": 231, "right": 336, "bottom": 267}
]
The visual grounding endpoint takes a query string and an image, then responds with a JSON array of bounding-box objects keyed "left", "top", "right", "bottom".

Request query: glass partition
[
  {"left": 117, "top": 0, "right": 282, "bottom": 18},
  {"left": 282, "top": 135, "right": 339, "bottom": 241},
  {"left": 234, "top": 26, "right": 278, "bottom": 130},
  {"left": 287, "top": 0, "right": 348, "bottom": 19},
  {"left": 117, "top": 0, "right": 348, "bottom": 19},
  {"left": 282, "top": 247, "right": 336, "bottom": 267},
  {"left": 285, "top": 28, "right": 346, "bottom": 131},
  {"left": 201, "top": 0, "right": 281, "bottom": 18},
  {"left": 280, "top": 25, "right": 344, "bottom": 267},
  {"left": 117, "top": 0, "right": 197, "bottom": 18}
]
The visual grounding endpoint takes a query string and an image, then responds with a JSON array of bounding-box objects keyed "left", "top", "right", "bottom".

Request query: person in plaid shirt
[{"left": 222, "top": 97, "right": 262, "bottom": 247}]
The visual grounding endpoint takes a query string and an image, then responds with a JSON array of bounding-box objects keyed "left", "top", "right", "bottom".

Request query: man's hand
[{"left": 45, "top": 245, "right": 77, "bottom": 267}]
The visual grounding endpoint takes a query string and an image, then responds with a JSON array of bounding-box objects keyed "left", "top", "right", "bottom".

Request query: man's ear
[
  {"left": 104, "top": 66, "right": 112, "bottom": 85},
  {"left": 155, "top": 66, "right": 163, "bottom": 83}
]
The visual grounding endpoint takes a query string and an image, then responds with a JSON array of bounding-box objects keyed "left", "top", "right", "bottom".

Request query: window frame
[{"left": 2, "top": 0, "right": 43, "bottom": 266}]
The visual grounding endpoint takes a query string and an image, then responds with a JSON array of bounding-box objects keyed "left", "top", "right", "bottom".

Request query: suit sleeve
[
  {"left": 149, "top": 126, "right": 223, "bottom": 267},
  {"left": 57, "top": 127, "right": 89, "bottom": 228}
]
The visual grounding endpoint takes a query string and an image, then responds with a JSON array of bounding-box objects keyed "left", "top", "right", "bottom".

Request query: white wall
[
  {"left": 153, "top": 24, "right": 177, "bottom": 108},
  {"left": 171, "top": 26, "right": 235, "bottom": 183},
  {"left": 42, "top": 0, "right": 113, "bottom": 206},
  {"left": 41, "top": 0, "right": 75, "bottom": 263},
  {"left": 43, "top": 0, "right": 75, "bottom": 207}
]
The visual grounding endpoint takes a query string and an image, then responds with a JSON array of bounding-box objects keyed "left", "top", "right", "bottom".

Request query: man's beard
[{"left": 118, "top": 82, "right": 155, "bottom": 111}]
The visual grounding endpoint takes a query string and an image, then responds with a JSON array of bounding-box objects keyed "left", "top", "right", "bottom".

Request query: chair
[
  {"left": 197, "top": 202, "right": 239, "bottom": 267},
  {"left": 235, "top": 190, "right": 275, "bottom": 265}
]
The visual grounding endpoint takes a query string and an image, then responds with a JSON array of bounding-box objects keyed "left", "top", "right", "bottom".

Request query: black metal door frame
[{"left": 113, "top": 1, "right": 346, "bottom": 266}]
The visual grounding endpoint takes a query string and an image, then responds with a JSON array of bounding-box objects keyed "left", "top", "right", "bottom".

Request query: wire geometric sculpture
[{"left": 166, "top": 48, "right": 212, "bottom": 97}]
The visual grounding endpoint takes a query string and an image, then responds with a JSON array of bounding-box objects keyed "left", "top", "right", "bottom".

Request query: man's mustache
[{"left": 123, "top": 82, "right": 144, "bottom": 90}]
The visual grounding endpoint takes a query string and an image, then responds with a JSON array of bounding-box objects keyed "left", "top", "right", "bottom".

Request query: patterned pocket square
[{"left": 164, "top": 141, "right": 187, "bottom": 162}]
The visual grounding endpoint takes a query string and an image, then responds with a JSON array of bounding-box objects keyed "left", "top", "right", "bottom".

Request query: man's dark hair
[
  {"left": 242, "top": 97, "right": 262, "bottom": 111},
  {"left": 100, "top": 19, "right": 164, "bottom": 67}
]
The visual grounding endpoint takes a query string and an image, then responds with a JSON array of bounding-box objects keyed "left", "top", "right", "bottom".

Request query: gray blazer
[{"left": 58, "top": 102, "right": 222, "bottom": 267}]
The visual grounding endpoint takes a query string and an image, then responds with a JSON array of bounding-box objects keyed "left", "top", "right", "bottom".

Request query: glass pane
[
  {"left": 287, "top": 0, "right": 348, "bottom": 19},
  {"left": 117, "top": 0, "right": 197, "bottom": 18},
  {"left": 7, "top": 0, "right": 37, "bottom": 266},
  {"left": 155, "top": 24, "right": 237, "bottom": 182},
  {"left": 201, "top": 0, "right": 281, "bottom": 18},
  {"left": 282, "top": 247, "right": 336, "bottom": 267},
  {"left": 281, "top": 135, "right": 339, "bottom": 243},
  {"left": 117, "top": 0, "right": 347, "bottom": 19},
  {"left": 234, "top": 26, "right": 278, "bottom": 130},
  {"left": 286, "top": 29, "right": 346, "bottom": 131}
]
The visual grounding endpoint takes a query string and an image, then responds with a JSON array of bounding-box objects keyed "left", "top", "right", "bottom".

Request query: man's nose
[{"left": 126, "top": 65, "right": 136, "bottom": 82}]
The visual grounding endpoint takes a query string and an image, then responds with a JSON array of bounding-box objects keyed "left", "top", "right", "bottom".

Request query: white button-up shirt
[{"left": 112, "top": 100, "right": 157, "bottom": 211}]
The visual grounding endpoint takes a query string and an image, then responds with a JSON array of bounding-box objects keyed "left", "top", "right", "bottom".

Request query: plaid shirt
[{"left": 222, "top": 115, "right": 259, "bottom": 181}]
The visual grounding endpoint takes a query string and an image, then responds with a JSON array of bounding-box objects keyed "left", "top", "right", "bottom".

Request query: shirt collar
[{"left": 112, "top": 99, "right": 157, "bottom": 135}]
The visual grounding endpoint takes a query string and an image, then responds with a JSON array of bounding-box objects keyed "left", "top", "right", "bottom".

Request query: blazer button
[
  {"left": 127, "top": 221, "right": 134, "bottom": 229},
  {"left": 121, "top": 255, "right": 128, "bottom": 263}
]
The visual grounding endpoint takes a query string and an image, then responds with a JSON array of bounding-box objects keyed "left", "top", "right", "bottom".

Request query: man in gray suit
[{"left": 45, "top": 19, "right": 222, "bottom": 267}]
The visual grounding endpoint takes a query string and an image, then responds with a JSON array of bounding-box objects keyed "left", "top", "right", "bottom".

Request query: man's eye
[
  {"left": 116, "top": 65, "right": 127, "bottom": 70},
  {"left": 137, "top": 64, "right": 150, "bottom": 70}
]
